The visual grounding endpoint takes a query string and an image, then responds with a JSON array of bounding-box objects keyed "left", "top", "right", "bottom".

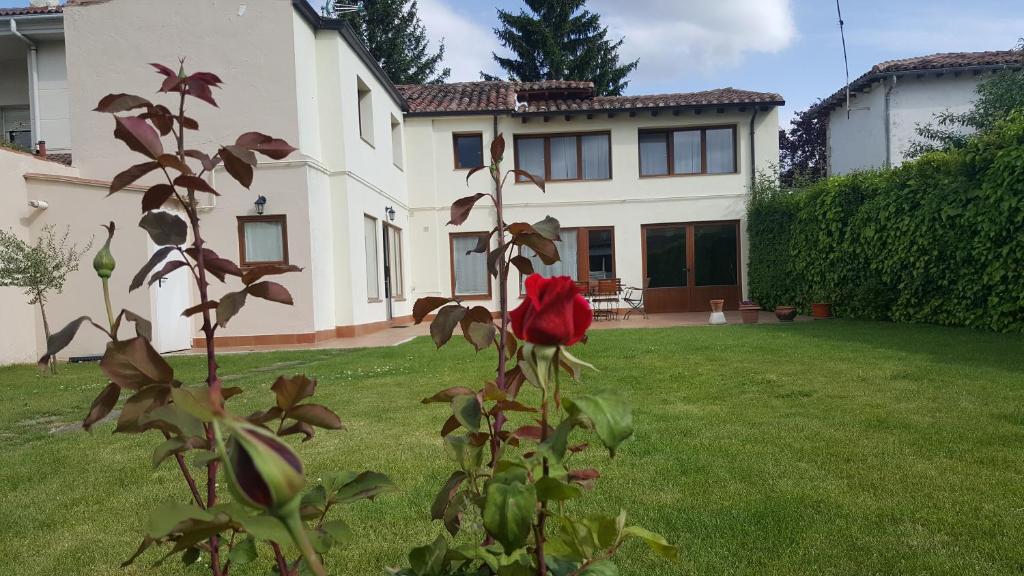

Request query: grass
[{"left": 2, "top": 320, "right": 1024, "bottom": 575}]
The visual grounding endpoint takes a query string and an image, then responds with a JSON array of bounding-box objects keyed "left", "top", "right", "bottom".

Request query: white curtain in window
[
  {"left": 706, "top": 128, "right": 735, "bottom": 173},
  {"left": 364, "top": 217, "right": 379, "bottom": 299},
  {"left": 453, "top": 236, "right": 489, "bottom": 295},
  {"left": 549, "top": 136, "right": 578, "bottom": 180},
  {"left": 522, "top": 230, "right": 578, "bottom": 288},
  {"left": 582, "top": 134, "right": 610, "bottom": 180},
  {"left": 673, "top": 131, "right": 702, "bottom": 174},
  {"left": 387, "top": 226, "right": 403, "bottom": 297},
  {"left": 639, "top": 133, "right": 668, "bottom": 176},
  {"left": 516, "top": 138, "right": 545, "bottom": 180},
  {"left": 244, "top": 221, "right": 284, "bottom": 263}
]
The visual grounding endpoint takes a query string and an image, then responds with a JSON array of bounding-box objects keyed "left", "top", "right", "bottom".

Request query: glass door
[
  {"left": 642, "top": 224, "right": 690, "bottom": 313},
  {"left": 642, "top": 221, "right": 740, "bottom": 313}
]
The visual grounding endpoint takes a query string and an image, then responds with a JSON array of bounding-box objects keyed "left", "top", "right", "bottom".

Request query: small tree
[
  {"left": 778, "top": 103, "right": 827, "bottom": 187},
  {"left": 0, "top": 225, "right": 92, "bottom": 371}
]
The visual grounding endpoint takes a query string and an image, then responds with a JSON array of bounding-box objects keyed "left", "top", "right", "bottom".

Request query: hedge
[{"left": 748, "top": 113, "right": 1024, "bottom": 332}]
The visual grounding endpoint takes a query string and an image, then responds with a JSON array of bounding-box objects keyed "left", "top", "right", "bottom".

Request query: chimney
[{"left": 36, "top": 141, "right": 47, "bottom": 159}]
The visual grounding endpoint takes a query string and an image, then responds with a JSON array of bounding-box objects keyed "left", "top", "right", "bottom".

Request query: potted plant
[
  {"left": 739, "top": 300, "right": 761, "bottom": 324},
  {"left": 811, "top": 302, "right": 833, "bottom": 319},
  {"left": 709, "top": 299, "right": 727, "bottom": 325},
  {"left": 774, "top": 305, "right": 798, "bottom": 322}
]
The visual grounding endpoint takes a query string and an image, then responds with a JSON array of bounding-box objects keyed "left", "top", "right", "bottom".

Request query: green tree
[
  {"left": 907, "top": 67, "right": 1024, "bottom": 158},
  {"left": 487, "top": 0, "right": 638, "bottom": 96},
  {"left": 326, "top": 0, "right": 450, "bottom": 84},
  {"left": 779, "top": 102, "right": 828, "bottom": 187},
  {"left": 0, "top": 225, "right": 91, "bottom": 369}
]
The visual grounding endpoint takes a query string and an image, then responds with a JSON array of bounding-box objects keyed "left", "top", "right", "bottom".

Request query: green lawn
[{"left": 2, "top": 321, "right": 1024, "bottom": 575}]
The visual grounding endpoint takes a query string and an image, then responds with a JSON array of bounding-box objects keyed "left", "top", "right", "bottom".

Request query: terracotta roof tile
[
  {"left": 812, "top": 50, "right": 1024, "bottom": 115},
  {"left": 0, "top": 4, "right": 63, "bottom": 16},
  {"left": 398, "top": 81, "right": 783, "bottom": 115}
]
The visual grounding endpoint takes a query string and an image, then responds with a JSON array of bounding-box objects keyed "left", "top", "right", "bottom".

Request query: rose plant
[
  {"left": 398, "top": 135, "right": 676, "bottom": 575},
  {"left": 40, "top": 62, "right": 393, "bottom": 576}
]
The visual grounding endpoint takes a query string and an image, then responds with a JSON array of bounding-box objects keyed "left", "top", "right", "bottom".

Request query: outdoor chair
[
  {"left": 591, "top": 278, "right": 622, "bottom": 320},
  {"left": 623, "top": 278, "right": 650, "bottom": 320}
]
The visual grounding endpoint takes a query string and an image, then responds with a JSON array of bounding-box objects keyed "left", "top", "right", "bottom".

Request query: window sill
[
  {"left": 367, "top": 298, "right": 383, "bottom": 303},
  {"left": 454, "top": 165, "right": 485, "bottom": 171},
  {"left": 360, "top": 136, "right": 375, "bottom": 149},
  {"left": 240, "top": 261, "right": 289, "bottom": 269},
  {"left": 514, "top": 177, "right": 612, "bottom": 185},
  {"left": 639, "top": 171, "right": 738, "bottom": 179},
  {"left": 455, "top": 294, "right": 492, "bottom": 301}
]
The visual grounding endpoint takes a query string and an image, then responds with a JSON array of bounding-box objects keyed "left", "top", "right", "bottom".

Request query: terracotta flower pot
[
  {"left": 811, "top": 302, "right": 833, "bottom": 319},
  {"left": 739, "top": 304, "right": 761, "bottom": 324},
  {"left": 774, "top": 305, "right": 798, "bottom": 322},
  {"left": 708, "top": 299, "right": 727, "bottom": 325}
]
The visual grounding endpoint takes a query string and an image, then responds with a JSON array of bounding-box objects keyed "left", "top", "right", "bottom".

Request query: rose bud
[
  {"left": 510, "top": 275, "right": 591, "bottom": 347},
  {"left": 93, "top": 222, "right": 117, "bottom": 279},
  {"left": 215, "top": 419, "right": 326, "bottom": 576}
]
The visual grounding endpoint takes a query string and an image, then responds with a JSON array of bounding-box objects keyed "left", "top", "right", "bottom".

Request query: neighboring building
[
  {"left": 813, "top": 51, "right": 1024, "bottom": 175},
  {"left": 0, "top": 0, "right": 783, "bottom": 365}
]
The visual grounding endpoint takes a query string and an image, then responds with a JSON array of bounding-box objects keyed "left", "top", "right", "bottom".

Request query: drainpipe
[
  {"left": 883, "top": 75, "right": 897, "bottom": 168},
  {"left": 748, "top": 108, "right": 759, "bottom": 191},
  {"left": 10, "top": 19, "right": 42, "bottom": 152}
]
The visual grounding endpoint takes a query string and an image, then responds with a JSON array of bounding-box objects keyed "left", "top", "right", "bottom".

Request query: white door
[{"left": 149, "top": 230, "right": 192, "bottom": 353}]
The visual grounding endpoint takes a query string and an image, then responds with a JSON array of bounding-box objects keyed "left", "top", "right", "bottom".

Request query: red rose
[{"left": 510, "top": 275, "right": 591, "bottom": 346}]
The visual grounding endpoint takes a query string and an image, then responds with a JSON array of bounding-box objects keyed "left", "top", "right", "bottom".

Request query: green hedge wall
[{"left": 748, "top": 113, "right": 1024, "bottom": 332}]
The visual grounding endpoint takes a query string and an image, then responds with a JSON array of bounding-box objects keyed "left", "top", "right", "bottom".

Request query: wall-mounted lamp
[
  {"left": 385, "top": 206, "right": 396, "bottom": 222},
  {"left": 27, "top": 199, "right": 49, "bottom": 210},
  {"left": 254, "top": 195, "right": 267, "bottom": 215}
]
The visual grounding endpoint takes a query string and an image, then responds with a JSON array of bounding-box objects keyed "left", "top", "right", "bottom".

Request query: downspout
[
  {"left": 10, "top": 19, "right": 42, "bottom": 151},
  {"left": 884, "top": 75, "right": 897, "bottom": 168},
  {"left": 748, "top": 108, "right": 759, "bottom": 191}
]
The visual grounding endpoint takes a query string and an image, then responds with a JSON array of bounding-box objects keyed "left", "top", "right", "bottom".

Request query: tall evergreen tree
[
  {"left": 325, "top": 0, "right": 450, "bottom": 85},
  {"left": 487, "top": 0, "right": 638, "bottom": 96}
]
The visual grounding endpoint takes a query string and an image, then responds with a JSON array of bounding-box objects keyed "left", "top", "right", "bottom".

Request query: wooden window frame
[
  {"left": 384, "top": 222, "right": 405, "bottom": 300},
  {"left": 237, "top": 215, "right": 289, "bottom": 268},
  {"left": 517, "top": 226, "right": 616, "bottom": 293},
  {"left": 449, "top": 232, "right": 493, "bottom": 300},
  {"left": 452, "top": 132, "right": 485, "bottom": 170},
  {"left": 512, "top": 131, "right": 613, "bottom": 183},
  {"left": 638, "top": 125, "right": 738, "bottom": 178}
]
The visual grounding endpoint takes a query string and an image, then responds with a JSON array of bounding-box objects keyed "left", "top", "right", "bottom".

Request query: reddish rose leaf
[
  {"left": 141, "top": 184, "right": 176, "bottom": 212},
  {"left": 114, "top": 116, "right": 164, "bottom": 159},
  {"left": 271, "top": 375, "right": 317, "bottom": 411},
  {"left": 413, "top": 297, "right": 453, "bottom": 324},
  {"left": 94, "top": 93, "right": 152, "bottom": 113},
  {"left": 205, "top": 257, "right": 243, "bottom": 280},
  {"left": 421, "top": 387, "right": 476, "bottom": 404},
  {"left": 464, "top": 164, "right": 487, "bottom": 184},
  {"left": 287, "top": 404, "right": 343, "bottom": 430},
  {"left": 246, "top": 281, "right": 293, "bottom": 305},
  {"left": 181, "top": 301, "right": 218, "bottom": 318},
  {"left": 490, "top": 133, "right": 506, "bottom": 163},
  {"left": 278, "top": 421, "right": 315, "bottom": 442},
  {"left": 148, "top": 260, "right": 188, "bottom": 287},
  {"left": 219, "top": 146, "right": 254, "bottom": 189},
  {"left": 510, "top": 255, "right": 534, "bottom": 276},
  {"left": 186, "top": 78, "right": 218, "bottom": 107},
  {"left": 247, "top": 406, "right": 284, "bottom": 426},
  {"left": 173, "top": 175, "right": 218, "bottom": 195},
  {"left": 150, "top": 62, "right": 176, "bottom": 77},
  {"left": 511, "top": 169, "right": 545, "bottom": 191},
  {"left": 142, "top": 105, "right": 174, "bottom": 136},
  {"left": 178, "top": 116, "right": 199, "bottom": 131},
  {"left": 440, "top": 415, "right": 461, "bottom": 437},
  {"left": 568, "top": 443, "right": 589, "bottom": 454},
  {"left": 159, "top": 74, "right": 185, "bottom": 93},
  {"left": 184, "top": 150, "right": 219, "bottom": 172},
  {"left": 448, "top": 193, "right": 489, "bottom": 226},
  {"left": 190, "top": 71, "right": 223, "bottom": 86},
  {"left": 130, "top": 246, "right": 174, "bottom": 291},
  {"left": 431, "top": 305, "right": 467, "bottom": 348},
  {"left": 110, "top": 161, "right": 159, "bottom": 195},
  {"left": 431, "top": 470, "right": 467, "bottom": 523},
  {"left": 511, "top": 425, "right": 543, "bottom": 442},
  {"left": 515, "top": 233, "right": 559, "bottom": 265},
  {"left": 493, "top": 400, "right": 537, "bottom": 413},
  {"left": 531, "top": 216, "right": 561, "bottom": 241},
  {"left": 82, "top": 382, "right": 121, "bottom": 431},
  {"left": 157, "top": 154, "right": 192, "bottom": 175},
  {"left": 468, "top": 232, "right": 493, "bottom": 254},
  {"left": 100, "top": 337, "right": 174, "bottom": 391},
  {"left": 235, "top": 132, "right": 296, "bottom": 160},
  {"left": 38, "top": 316, "right": 105, "bottom": 368},
  {"left": 241, "top": 264, "right": 302, "bottom": 286},
  {"left": 216, "top": 291, "right": 248, "bottom": 327}
]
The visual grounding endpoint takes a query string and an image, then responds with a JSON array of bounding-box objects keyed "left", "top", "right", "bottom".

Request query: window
[
  {"left": 451, "top": 233, "right": 490, "bottom": 298},
  {"left": 1, "top": 106, "right": 31, "bottom": 149},
  {"left": 639, "top": 126, "right": 737, "bottom": 177},
  {"left": 694, "top": 223, "right": 738, "bottom": 286},
  {"left": 384, "top": 224, "right": 404, "bottom": 299},
  {"left": 519, "top": 227, "right": 616, "bottom": 288},
  {"left": 644, "top": 225, "right": 687, "bottom": 288},
  {"left": 364, "top": 216, "right": 380, "bottom": 300},
  {"left": 453, "top": 133, "right": 484, "bottom": 169},
  {"left": 357, "top": 76, "right": 374, "bottom": 146},
  {"left": 391, "top": 114, "right": 403, "bottom": 169},
  {"left": 238, "top": 215, "right": 289, "bottom": 266},
  {"left": 514, "top": 132, "right": 611, "bottom": 182}
]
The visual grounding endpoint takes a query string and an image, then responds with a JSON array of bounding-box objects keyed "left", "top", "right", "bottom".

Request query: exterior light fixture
[
  {"left": 385, "top": 206, "right": 396, "bottom": 222},
  {"left": 255, "top": 195, "right": 267, "bottom": 215}
]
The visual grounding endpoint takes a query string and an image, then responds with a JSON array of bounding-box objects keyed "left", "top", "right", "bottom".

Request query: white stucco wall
[
  {"left": 406, "top": 107, "right": 779, "bottom": 308},
  {"left": 827, "top": 73, "right": 985, "bottom": 174}
]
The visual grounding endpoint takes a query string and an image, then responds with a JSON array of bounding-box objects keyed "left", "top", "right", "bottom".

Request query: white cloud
[
  {"left": 417, "top": 0, "right": 502, "bottom": 82},
  {"left": 588, "top": 0, "right": 797, "bottom": 87}
]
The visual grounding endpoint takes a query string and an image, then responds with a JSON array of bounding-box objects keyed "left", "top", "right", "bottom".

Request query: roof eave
[
  {"left": 291, "top": 0, "right": 408, "bottom": 112},
  {"left": 513, "top": 100, "right": 785, "bottom": 117}
]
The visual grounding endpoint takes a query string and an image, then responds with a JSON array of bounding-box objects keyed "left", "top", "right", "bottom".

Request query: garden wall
[{"left": 748, "top": 113, "right": 1024, "bottom": 332}]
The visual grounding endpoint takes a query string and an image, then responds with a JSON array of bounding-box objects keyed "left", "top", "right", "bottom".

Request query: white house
[
  {"left": 813, "top": 50, "right": 1024, "bottom": 175},
  {"left": 0, "top": 0, "right": 783, "bottom": 365}
]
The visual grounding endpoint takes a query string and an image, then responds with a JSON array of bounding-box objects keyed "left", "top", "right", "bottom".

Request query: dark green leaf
[
  {"left": 451, "top": 395, "right": 481, "bottom": 433},
  {"left": 565, "top": 395, "right": 633, "bottom": 457},
  {"left": 226, "top": 536, "right": 258, "bottom": 565},
  {"left": 622, "top": 526, "right": 678, "bottom": 560},
  {"left": 409, "top": 535, "right": 447, "bottom": 576},
  {"left": 146, "top": 502, "right": 212, "bottom": 539},
  {"left": 482, "top": 481, "right": 536, "bottom": 553},
  {"left": 216, "top": 291, "right": 248, "bottom": 327},
  {"left": 535, "top": 477, "right": 582, "bottom": 502},
  {"left": 116, "top": 384, "right": 170, "bottom": 433},
  {"left": 431, "top": 305, "right": 467, "bottom": 348},
  {"left": 82, "top": 382, "right": 120, "bottom": 431},
  {"left": 131, "top": 246, "right": 175, "bottom": 291},
  {"left": 422, "top": 386, "right": 476, "bottom": 404},
  {"left": 531, "top": 216, "right": 561, "bottom": 241},
  {"left": 334, "top": 471, "right": 395, "bottom": 504},
  {"left": 578, "top": 560, "right": 618, "bottom": 576},
  {"left": 431, "top": 471, "right": 467, "bottom": 523},
  {"left": 139, "top": 211, "right": 187, "bottom": 246}
]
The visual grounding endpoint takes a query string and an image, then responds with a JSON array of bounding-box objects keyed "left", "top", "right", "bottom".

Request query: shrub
[{"left": 748, "top": 113, "right": 1024, "bottom": 332}]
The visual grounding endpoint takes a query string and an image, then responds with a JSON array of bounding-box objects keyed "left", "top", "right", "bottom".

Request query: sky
[{"left": 3, "top": 0, "right": 1022, "bottom": 125}]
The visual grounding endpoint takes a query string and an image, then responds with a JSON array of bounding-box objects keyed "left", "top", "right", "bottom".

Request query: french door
[{"left": 641, "top": 221, "right": 741, "bottom": 313}]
